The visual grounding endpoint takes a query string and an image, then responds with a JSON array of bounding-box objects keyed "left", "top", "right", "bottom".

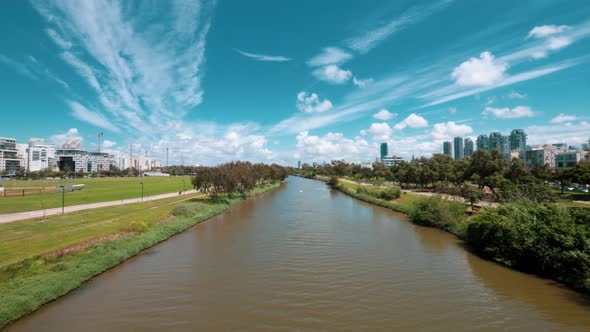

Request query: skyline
[{"left": 1, "top": 0, "right": 590, "bottom": 165}]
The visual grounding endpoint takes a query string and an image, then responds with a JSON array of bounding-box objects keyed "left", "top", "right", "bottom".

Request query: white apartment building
[
  {"left": 26, "top": 138, "right": 57, "bottom": 172},
  {"left": 16, "top": 143, "right": 28, "bottom": 170},
  {"left": 0, "top": 137, "right": 21, "bottom": 175},
  {"left": 381, "top": 155, "right": 404, "bottom": 167}
]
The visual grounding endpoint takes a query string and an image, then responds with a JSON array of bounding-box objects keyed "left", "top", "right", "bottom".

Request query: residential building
[
  {"left": 509, "top": 129, "right": 527, "bottom": 151},
  {"left": 16, "top": 143, "right": 28, "bottom": 170},
  {"left": 489, "top": 132, "right": 510, "bottom": 158},
  {"left": 0, "top": 137, "right": 21, "bottom": 175},
  {"left": 27, "top": 138, "right": 57, "bottom": 172},
  {"left": 56, "top": 149, "right": 115, "bottom": 173},
  {"left": 443, "top": 141, "right": 452, "bottom": 157},
  {"left": 464, "top": 138, "right": 474, "bottom": 157},
  {"left": 524, "top": 145, "right": 570, "bottom": 169},
  {"left": 555, "top": 151, "right": 584, "bottom": 169},
  {"left": 381, "top": 155, "right": 404, "bottom": 167},
  {"left": 380, "top": 143, "right": 388, "bottom": 162},
  {"left": 476, "top": 135, "right": 489, "bottom": 151},
  {"left": 453, "top": 136, "right": 464, "bottom": 160}
]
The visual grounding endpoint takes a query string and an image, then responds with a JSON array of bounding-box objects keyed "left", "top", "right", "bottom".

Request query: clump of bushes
[
  {"left": 466, "top": 203, "right": 590, "bottom": 293},
  {"left": 172, "top": 202, "right": 206, "bottom": 217},
  {"left": 327, "top": 176, "right": 339, "bottom": 187},
  {"left": 356, "top": 185, "right": 401, "bottom": 201},
  {"left": 128, "top": 221, "right": 148, "bottom": 233},
  {"left": 409, "top": 195, "right": 467, "bottom": 235}
]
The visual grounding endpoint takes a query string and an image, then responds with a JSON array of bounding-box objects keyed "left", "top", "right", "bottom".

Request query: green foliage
[
  {"left": 467, "top": 203, "right": 590, "bottom": 293},
  {"left": 327, "top": 176, "right": 339, "bottom": 187},
  {"left": 128, "top": 221, "right": 148, "bottom": 233},
  {"left": 409, "top": 196, "right": 467, "bottom": 233},
  {"left": 171, "top": 202, "right": 207, "bottom": 217},
  {"left": 355, "top": 185, "right": 401, "bottom": 201},
  {"left": 380, "top": 186, "right": 402, "bottom": 200}
]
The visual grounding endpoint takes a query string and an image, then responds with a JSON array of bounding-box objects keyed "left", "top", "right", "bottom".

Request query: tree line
[
  {"left": 296, "top": 149, "right": 590, "bottom": 203},
  {"left": 192, "top": 162, "right": 288, "bottom": 198}
]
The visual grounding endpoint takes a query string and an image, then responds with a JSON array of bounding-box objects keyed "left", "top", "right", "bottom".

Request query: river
[{"left": 6, "top": 177, "right": 590, "bottom": 331}]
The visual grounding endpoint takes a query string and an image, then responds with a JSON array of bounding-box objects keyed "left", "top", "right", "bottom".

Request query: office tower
[{"left": 453, "top": 136, "right": 464, "bottom": 160}]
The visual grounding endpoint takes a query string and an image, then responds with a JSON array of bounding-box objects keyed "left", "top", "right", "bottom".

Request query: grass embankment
[
  {"left": 0, "top": 181, "right": 282, "bottom": 329},
  {"left": 309, "top": 175, "right": 590, "bottom": 294},
  {"left": 0, "top": 176, "right": 192, "bottom": 214}
]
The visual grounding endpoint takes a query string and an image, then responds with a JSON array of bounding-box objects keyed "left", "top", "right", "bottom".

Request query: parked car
[
  {"left": 576, "top": 187, "right": 589, "bottom": 193},
  {"left": 562, "top": 186, "right": 575, "bottom": 191}
]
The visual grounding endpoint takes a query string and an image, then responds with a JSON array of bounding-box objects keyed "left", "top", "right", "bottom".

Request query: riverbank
[
  {"left": 302, "top": 175, "right": 590, "bottom": 295},
  {"left": 0, "top": 181, "right": 283, "bottom": 329}
]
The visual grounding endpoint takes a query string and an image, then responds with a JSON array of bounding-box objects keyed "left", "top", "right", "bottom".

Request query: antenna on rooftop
[{"left": 97, "top": 132, "right": 103, "bottom": 153}]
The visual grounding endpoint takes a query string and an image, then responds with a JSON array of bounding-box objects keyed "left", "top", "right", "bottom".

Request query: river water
[{"left": 7, "top": 177, "right": 590, "bottom": 331}]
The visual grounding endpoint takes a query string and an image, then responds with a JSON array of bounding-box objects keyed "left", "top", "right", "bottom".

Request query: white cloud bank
[
  {"left": 296, "top": 92, "right": 333, "bottom": 113},
  {"left": 394, "top": 113, "right": 428, "bottom": 130},
  {"left": 551, "top": 113, "right": 577, "bottom": 123},
  {"left": 483, "top": 106, "right": 534, "bottom": 119},
  {"left": 452, "top": 51, "right": 508, "bottom": 86}
]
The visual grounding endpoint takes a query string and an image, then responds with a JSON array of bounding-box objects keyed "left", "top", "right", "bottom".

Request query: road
[{"left": 0, "top": 190, "right": 199, "bottom": 224}]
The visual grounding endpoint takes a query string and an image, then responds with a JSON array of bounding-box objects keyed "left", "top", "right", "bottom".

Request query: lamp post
[
  {"left": 182, "top": 179, "right": 186, "bottom": 194},
  {"left": 140, "top": 182, "right": 144, "bottom": 202},
  {"left": 61, "top": 185, "right": 65, "bottom": 214}
]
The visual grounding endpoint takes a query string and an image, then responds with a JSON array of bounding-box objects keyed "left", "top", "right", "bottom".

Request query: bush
[
  {"left": 467, "top": 203, "right": 590, "bottom": 293},
  {"left": 379, "top": 186, "right": 401, "bottom": 200},
  {"left": 172, "top": 202, "right": 206, "bottom": 217},
  {"left": 128, "top": 221, "right": 148, "bottom": 233},
  {"left": 327, "top": 176, "right": 339, "bottom": 187},
  {"left": 409, "top": 195, "right": 466, "bottom": 232}
]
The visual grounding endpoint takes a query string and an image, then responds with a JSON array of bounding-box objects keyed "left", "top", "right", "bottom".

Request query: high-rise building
[
  {"left": 489, "top": 132, "right": 509, "bottom": 158},
  {"left": 476, "top": 135, "right": 489, "bottom": 151},
  {"left": 509, "top": 129, "right": 527, "bottom": 151},
  {"left": 0, "top": 137, "right": 21, "bottom": 175},
  {"left": 443, "top": 141, "right": 452, "bottom": 157},
  {"left": 453, "top": 136, "right": 464, "bottom": 160},
  {"left": 27, "top": 138, "right": 57, "bottom": 172},
  {"left": 297, "top": 160, "right": 301, "bottom": 169},
  {"left": 464, "top": 138, "right": 474, "bottom": 157},
  {"left": 380, "top": 143, "right": 388, "bottom": 162}
]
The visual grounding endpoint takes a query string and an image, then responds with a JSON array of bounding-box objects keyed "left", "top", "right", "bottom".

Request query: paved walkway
[{"left": 0, "top": 190, "right": 199, "bottom": 224}]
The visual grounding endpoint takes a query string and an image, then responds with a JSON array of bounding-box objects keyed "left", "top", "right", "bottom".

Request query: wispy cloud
[
  {"left": 68, "top": 100, "right": 120, "bottom": 132},
  {"left": 0, "top": 53, "right": 69, "bottom": 89},
  {"left": 307, "top": 47, "right": 352, "bottom": 66},
  {"left": 234, "top": 49, "right": 291, "bottom": 62},
  {"left": 346, "top": 0, "right": 454, "bottom": 54}
]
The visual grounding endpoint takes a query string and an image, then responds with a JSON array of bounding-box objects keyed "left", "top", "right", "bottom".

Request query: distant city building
[
  {"left": 524, "top": 145, "right": 575, "bottom": 169},
  {"left": 381, "top": 155, "right": 404, "bottom": 166},
  {"left": 476, "top": 135, "right": 489, "bottom": 151},
  {"left": 555, "top": 151, "right": 584, "bottom": 169},
  {"left": 0, "top": 137, "right": 20, "bottom": 175},
  {"left": 27, "top": 139, "right": 57, "bottom": 172},
  {"left": 297, "top": 160, "right": 301, "bottom": 169},
  {"left": 489, "top": 132, "right": 510, "bottom": 159},
  {"left": 443, "top": 141, "right": 452, "bottom": 157},
  {"left": 56, "top": 149, "right": 115, "bottom": 173},
  {"left": 380, "top": 143, "right": 388, "bottom": 162},
  {"left": 464, "top": 138, "right": 474, "bottom": 157},
  {"left": 509, "top": 129, "right": 527, "bottom": 151},
  {"left": 16, "top": 143, "right": 28, "bottom": 170},
  {"left": 453, "top": 136, "right": 464, "bottom": 160}
]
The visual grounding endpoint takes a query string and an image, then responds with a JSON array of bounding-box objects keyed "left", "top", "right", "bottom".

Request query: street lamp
[
  {"left": 140, "top": 182, "right": 144, "bottom": 202},
  {"left": 182, "top": 179, "right": 186, "bottom": 193},
  {"left": 59, "top": 184, "right": 65, "bottom": 214}
]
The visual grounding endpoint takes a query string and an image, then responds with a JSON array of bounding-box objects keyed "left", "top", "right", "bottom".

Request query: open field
[
  {"left": 0, "top": 176, "right": 191, "bottom": 214},
  {"left": 0, "top": 193, "right": 202, "bottom": 267}
]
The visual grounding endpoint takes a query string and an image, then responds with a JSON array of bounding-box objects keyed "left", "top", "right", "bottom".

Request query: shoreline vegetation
[
  {"left": 299, "top": 174, "right": 590, "bottom": 295},
  {"left": 0, "top": 163, "right": 286, "bottom": 329}
]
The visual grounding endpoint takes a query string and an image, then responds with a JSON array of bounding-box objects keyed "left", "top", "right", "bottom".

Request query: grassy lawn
[
  {"left": 0, "top": 193, "right": 202, "bottom": 267},
  {"left": 0, "top": 176, "right": 192, "bottom": 214}
]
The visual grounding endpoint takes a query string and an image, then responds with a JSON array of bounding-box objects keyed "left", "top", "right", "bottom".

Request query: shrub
[
  {"left": 172, "top": 202, "right": 206, "bottom": 217},
  {"left": 128, "top": 221, "right": 148, "bottom": 233},
  {"left": 327, "top": 176, "right": 339, "bottom": 187},
  {"left": 379, "top": 186, "right": 401, "bottom": 200},
  {"left": 467, "top": 203, "right": 590, "bottom": 293},
  {"left": 409, "top": 195, "right": 466, "bottom": 231}
]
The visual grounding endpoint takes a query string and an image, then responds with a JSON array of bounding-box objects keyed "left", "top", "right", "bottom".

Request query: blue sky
[{"left": 1, "top": 0, "right": 589, "bottom": 165}]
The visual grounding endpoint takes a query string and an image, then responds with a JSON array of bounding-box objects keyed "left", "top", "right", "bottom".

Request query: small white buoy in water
[{"left": 299, "top": 189, "right": 303, "bottom": 192}]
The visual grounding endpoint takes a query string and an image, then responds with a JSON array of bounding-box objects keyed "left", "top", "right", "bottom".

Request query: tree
[{"left": 461, "top": 186, "right": 484, "bottom": 215}]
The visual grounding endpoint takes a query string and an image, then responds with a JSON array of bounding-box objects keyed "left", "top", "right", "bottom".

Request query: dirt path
[{"left": 0, "top": 190, "right": 201, "bottom": 224}]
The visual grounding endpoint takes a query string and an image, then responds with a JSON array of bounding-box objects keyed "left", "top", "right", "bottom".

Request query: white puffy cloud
[
  {"left": 451, "top": 52, "right": 508, "bottom": 87},
  {"left": 483, "top": 106, "right": 534, "bottom": 119},
  {"left": 550, "top": 113, "right": 577, "bottom": 124},
  {"left": 312, "top": 65, "right": 352, "bottom": 84},
  {"left": 394, "top": 113, "right": 428, "bottom": 130},
  {"left": 102, "top": 140, "right": 117, "bottom": 148},
  {"left": 47, "top": 128, "right": 82, "bottom": 147},
  {"left": 307, "top": 47, "right": 352, "bottom": 67},
  {"left": 431, "top": 122, "right": 473, "bottom": 141},
  {"left": 352, "top": 77, "right": 374, "bottom": 88},
  {"left": 296, "top": 92, "right": 333, "bottom": 113},
  {"left": 526, "top": 121, "right": 590, "bottom": 145},
  {"left": 368, "top": 122, "right": 393, "bottom": 141},
  {"left": 527, "top": 25, "right": 570, "bottom": 39},
  {"left": 295, "top": 131, "right": 372, "bottom": 162},
  {"left": 372, "top": 109, "right": 396, "bottom": 121},
  {"left": 547, "top": 36, "right": 572, "bottom": 50}
]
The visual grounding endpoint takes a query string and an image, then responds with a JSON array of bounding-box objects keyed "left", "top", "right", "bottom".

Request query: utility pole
[
  {"left": 166, "top": 146, "right": 169, "bottom": 167},
  {"left": 97, "top": 132, "right": 103, "bottom": 153},
  {"left": 129, "top": 144, "right": 133, "bottom": 176},
  {"left": 181, "top": 151, "right": 184, "bottom": 166}
]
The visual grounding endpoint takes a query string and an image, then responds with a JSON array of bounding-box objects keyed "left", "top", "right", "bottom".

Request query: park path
[
  {"left": 337, "top": 178, "right": 498, "bottom": 208},
  {"left": 0, "top": 189, "right": 200, "bottom": 224}
]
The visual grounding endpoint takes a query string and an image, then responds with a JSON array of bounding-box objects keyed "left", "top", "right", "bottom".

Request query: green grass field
[
  {"left": 0, "top": 193, "right": 202, "bottom": 267},
  {"left": 0, "top": 176, "right": 192, "bottom": 214}
]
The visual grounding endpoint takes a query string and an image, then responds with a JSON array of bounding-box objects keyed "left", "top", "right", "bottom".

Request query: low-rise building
[
  {"left": 381, "top": 155, "right": 404, "bottom": 166},
  {"left": 555, "top": 151, "right": 584, "bottom": 169},
  {"left": 56, "top": 149, "right": 115, "bottom": 173},
  {"left": 524, "top": 144, "right": 572, "bottom": 169},
  {"left": 27, "top": 138, "right": 57, "bottom": 172}
]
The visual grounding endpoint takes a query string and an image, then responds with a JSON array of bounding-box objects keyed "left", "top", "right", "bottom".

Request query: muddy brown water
[{"left": 6, "top": 177, "right": 590, "bottom": 331}]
